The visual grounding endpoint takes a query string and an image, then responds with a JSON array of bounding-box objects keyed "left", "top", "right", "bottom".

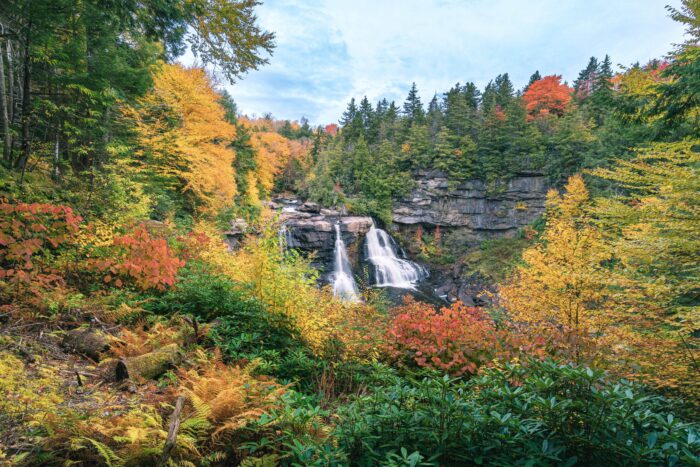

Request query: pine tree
[
  {"left": 380, "top": 101, "right": 401, "bottom": 141},
  {"left": 400, "top": 123, "right": 431, "bottom": 170},
  {"left": 589, "top": 54, "right": 615, "bottom": 124},
  {"left": 403, "top": 82, "right": 426, "bottom": 125},
  {"left": 494, "top": 73, "right": 515, "bottom": 108},
  {"left": 340, "top": 98, "right": 358, "bottom": 127},
  {"left": 526, "top": 70, "right": 542, "bottom": 90},
  {"left": 463, "top": 82, "right": 480, "bottom": 109},
  {"left": 359, "top": 96, "right": 377, "bottom": 143},
  {"left": 574, "top": 57, "right": 599, "bottom": 97},
  {"left": 432, "top": 127, "right": 476, "bottom": 185},
  {"left": 359, "top": 96, "right": 374, "bottom": 130},
  {"left": 427, "top": 94, "right": 444, "bottom": 138},
  {"left": 340, "top": 98, "right": 364, "bottom": 140},
  {"left": 443, "top": 84, "right": 471, "bottom": 137},
  {"left": 481, "top": 81, "right": 498, "bottom": 113}
]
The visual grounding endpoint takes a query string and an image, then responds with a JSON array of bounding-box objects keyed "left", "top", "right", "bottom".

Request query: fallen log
[
  {"left": 115, "top": 343, "right": 180, "bottom": 381},
  {"left": 61, "top": 328, "right": 110, "bottom": 361}
]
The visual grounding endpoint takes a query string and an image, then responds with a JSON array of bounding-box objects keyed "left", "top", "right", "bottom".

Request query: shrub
[
  {"left": 385, "top": 297, "right": 503, "bottom": 376},
  {"left": 177, "top": 352, "right": 287, "bottom": 458},
  {"left": 0, "top": 202, "right": 82, "bottom": 295},
  {"left": 150, "top": 263, "right": 305, "bottom": 363},
  {"left": 241, "top": 391, "right": 345, "bottom": 466},
  {"left": 335, "top": 359, "right": 700, "bottom": 465},
  {"left": 88, "top": 225, "right": 184, "bottom": 291}
]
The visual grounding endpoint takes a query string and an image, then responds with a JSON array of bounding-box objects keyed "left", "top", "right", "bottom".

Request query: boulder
[{"left": 298, "top": 201, "right": 321, "bottom": 213}]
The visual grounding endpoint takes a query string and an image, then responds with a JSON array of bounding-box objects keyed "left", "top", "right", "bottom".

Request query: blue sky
[{"left": 200, "top": 0, "right": 688, "bottom": 125}]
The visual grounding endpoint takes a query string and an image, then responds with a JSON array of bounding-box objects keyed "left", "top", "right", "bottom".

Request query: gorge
[{"left": 271, "top": 171, "right": 549, "bottom": 302}]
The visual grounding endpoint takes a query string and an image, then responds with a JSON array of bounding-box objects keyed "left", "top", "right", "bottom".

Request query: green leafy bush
[
  {"left": 242, "top": 391, "right": 346, "bottom": 466},
  {"left": 148, "top": 263, "right": 304, "bottom": 360},
  {"left": 335, "top": 359, "right": 700, "bottom": 465}
]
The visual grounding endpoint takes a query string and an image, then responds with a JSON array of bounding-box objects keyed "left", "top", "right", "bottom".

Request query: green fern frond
[{"left": 80, "top": 437, "right": 123, "bottom": 467}]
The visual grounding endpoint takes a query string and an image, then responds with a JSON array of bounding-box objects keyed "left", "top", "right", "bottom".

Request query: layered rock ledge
[{"left": 393, "top": 170, "right": 548, "bottom": 244}]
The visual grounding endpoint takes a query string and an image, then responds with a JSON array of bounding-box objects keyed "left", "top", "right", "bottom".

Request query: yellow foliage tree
[
  {"left": 590, "top": 141, "right": 700, "bottom": 399},
  {"left": 499, "top": 175, "right": 613, "bottom": 360},
  {"left": 236, "top": 117, "right": 311, "bottom": 209},
  {"left": 129, "top": 64, "right": 237, "bottom": 215}
]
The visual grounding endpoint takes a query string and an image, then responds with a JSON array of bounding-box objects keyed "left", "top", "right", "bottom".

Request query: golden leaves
[{"left": 130, "top": 64, "right": 237, "bottom": 215}]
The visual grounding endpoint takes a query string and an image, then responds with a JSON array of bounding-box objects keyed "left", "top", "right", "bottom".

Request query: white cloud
[{"left": 217, "top": 0, "right": 686, "bottom": 124}]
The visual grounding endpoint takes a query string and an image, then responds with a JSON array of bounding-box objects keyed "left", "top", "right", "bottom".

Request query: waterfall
[
  {"left": 366, "top": 221, "right": 428, "bottom": 288},
  {"left": 278, "top": 225, "right": 295, "bottom": 251},
  {"left": 331, "top": 223, "right": 359, "bottom": 302}
]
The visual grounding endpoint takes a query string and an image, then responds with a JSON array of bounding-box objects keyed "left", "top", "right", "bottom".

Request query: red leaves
[
  {"left": 385, "top": 297, "right": 502, "bottom": 376},
  {"left": 0, "top": 201, "right": 82, "bottom": 289},
  {"left": 523, "top": 75, "right": 573, "bottom": 119},
  {"left": 88, "top": 226, "right": 184, "bottom": 291}
]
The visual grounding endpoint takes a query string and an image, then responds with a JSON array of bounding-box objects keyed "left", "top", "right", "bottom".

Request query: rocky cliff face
[{"left": 392, "top": 170, "right": 548, "bottom": 244}]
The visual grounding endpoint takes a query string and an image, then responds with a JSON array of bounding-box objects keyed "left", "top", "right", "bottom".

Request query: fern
[{"left": 80, "top": 437, "right": 123, "bottom": 467}]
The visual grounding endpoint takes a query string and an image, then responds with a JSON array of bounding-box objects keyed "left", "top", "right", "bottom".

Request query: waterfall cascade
[
  {"left": 331, "top": 223, "right": 359, "bottom": 302},
  {"left": 278, "top": 225, "right": 295, "bottom": 251},
  {"left": 366, "top": 221, "right": 428, "bottom": 288}
]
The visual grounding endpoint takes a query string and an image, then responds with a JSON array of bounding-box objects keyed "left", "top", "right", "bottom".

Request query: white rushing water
[
  {"left": 278, "top": 225, "right": 295, "bottom": 252},
  {"left": 331, "top": 223, "right": 359, "bottom": 302},
  {"left": 366, "top": 222, "right": 428, "bottom": 288}
]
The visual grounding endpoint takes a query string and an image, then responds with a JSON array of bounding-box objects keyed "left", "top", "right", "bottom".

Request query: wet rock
[
  {"left": 280, "top": 210, "right": 373, "bottom": 272},
  {"left": 298, "top": 201, "right": 321, "bottom": 213}
]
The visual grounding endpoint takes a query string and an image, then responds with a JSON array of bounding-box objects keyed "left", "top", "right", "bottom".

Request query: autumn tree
[
  {"left": 499, "top": 175, "right": 611, "bottom": 360},
  {"left": 590, "top": 141, "right": 700, "bottom": 397},
  {"left": 130, "top": 64, "right": 237, "bottom": 216},
  {"left": 523, "top": 75, "right": 573, "bottom": 119}
]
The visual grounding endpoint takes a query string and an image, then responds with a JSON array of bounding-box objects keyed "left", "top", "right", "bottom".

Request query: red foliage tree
[
  {"left": 324, "top": 123, "right": 338, "bottom": 136},
  {"left": 0, "top": 202, "right": 82, "bottom": 292},
  {"left": 523, "top": 75, "right": 573, "bottom": 119}
]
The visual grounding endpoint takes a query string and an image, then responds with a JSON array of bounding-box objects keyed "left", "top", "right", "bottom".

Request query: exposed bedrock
[
  {"left": 280, "top": 209, "right": 373, "bottom": 273},
  {"left": 392, "top": 170, "right": 548, "bottom": 245}
]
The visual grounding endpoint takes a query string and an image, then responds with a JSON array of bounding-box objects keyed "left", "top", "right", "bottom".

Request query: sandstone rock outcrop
[{"left": 392, "top": 170, "right": 548, "bottom": 244}]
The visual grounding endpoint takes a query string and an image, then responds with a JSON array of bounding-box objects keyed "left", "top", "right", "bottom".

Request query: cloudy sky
[{"left": 200, "top": 0, "right": 688, "bottom": 125}]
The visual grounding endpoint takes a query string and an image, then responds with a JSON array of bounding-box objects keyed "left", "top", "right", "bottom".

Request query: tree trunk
[
  {"left": 17, "top": 24, "right": 30, "bottom": 184},
  {"left": 158, "top": 396, "right": 186, "bottom": 467},
  {"left": 7, "top": 37, "right": 16, "bottom": 126},
  {"left": 115, "top": 344, "right": 180, "bottom": 381},
  {"left": 52, "top": 131, "right": 60, "bottom": 180},
  {"left": 61, "top": 328, "right": 110, "bottom": 361},
  {"left": 0, "top": 35, "right": 10, "bottom": 163}
]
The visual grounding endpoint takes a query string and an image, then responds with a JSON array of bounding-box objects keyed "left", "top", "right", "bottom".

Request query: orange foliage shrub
[
  {"left": 0, "top": 202, "right": 82, "bottom": 293},
  {"left": 89, "top": 226, "right": 184, "bottom": 291},
  {"left": 386, "top": 297, "right": 504, "bottom": 376},
  {"left": 523, "top": 75, "right": 573, "bottom": 119}
]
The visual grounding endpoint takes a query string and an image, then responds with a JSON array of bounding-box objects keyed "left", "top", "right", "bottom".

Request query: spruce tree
[
  {"left": 340, "top": 98, "right": 364, "bottom": 140},
  {"left": 427, "top": 94, "right": 444, "bottom": 138},
  {"left": 526, "top": 70, "right": 542, "bottom": 91},
  {"left": 494, "top": 73, "right": 515, "bottom": 108},
  {"left": 574, "top": 57, "right": 599, "bottom": 96},
  {"left": 403, "top": 82, "right": 426, "bottom": 125}
]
